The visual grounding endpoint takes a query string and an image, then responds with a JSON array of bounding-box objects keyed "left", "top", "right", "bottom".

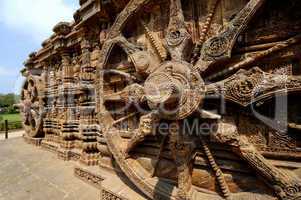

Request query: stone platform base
[
  {"left": 41, "top": 139, "right": 82, "bottom": 161},
  {"left": 74, "top": 166, "right": 147, "bottom": 200},
  {"left": 57, "top": 148, "right": 81, "bottom": 161},
  {"left": 1, "top": 137, "right": 99, "bottom": 200},
  {"left": 23, "top": 136, "right": 147, "bottom": 200},
  {"left": 41, "top": 139, "right": 59, "bottom": 153}
]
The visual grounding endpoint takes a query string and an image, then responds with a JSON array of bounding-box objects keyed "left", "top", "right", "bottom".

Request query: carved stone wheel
[
  {"left": 20, "top": 76, "right": 44, "bottom": 138},
  {"left": 98, "top": 0, "right": 301, "bottom": 200}
]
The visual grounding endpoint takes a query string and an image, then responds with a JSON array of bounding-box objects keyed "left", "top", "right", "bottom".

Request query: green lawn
[{"left": 0, "top": 113, "right": 21, "bottom": 122}]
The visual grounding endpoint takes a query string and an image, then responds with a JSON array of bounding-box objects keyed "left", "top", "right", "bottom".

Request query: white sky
[
  {"left": 0, "top": 0, "right": 77, "bottom": 42},
  {"left": 0, "top": 0, "right": 78, "bottom": 94}
]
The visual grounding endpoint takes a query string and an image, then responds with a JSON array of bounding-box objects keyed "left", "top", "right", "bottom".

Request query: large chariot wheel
[
  {"left": 98, "top": 0, "right": 301, "bottom": 199},
  {"left": 20, "top": 75, "right": 45, "bottom": 138}
]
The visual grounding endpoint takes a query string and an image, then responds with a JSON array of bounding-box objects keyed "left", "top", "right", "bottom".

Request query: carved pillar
[
  {"left": 42, "top": 61, "right": 52, "bottom": 138},
  {"left": 79, "top": 31, "right": 99, "bottom": 166},
  {"left": 80, "top": 35, "right": 93, "bottom": 82},
  {"left": 62, "top": 52, "right": 74, "bottom": 83},
  {"left": 50, "top": 61, "right": 59, "bottom": 136},
  {"left": 41, "top": 59, "right": 62, "bottom": 150},
  {"left": 58, "top": 51, "right": 79, "bottom": 152}
]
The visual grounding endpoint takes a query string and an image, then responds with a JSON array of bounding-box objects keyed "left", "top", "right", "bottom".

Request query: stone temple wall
[{"left": 20, "top": 0, "right": 301, "bottom": 199}]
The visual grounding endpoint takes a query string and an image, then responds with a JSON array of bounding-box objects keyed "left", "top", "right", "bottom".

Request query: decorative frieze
[{"left": 74, "top": 167, "right": 103, "bottom": 189}]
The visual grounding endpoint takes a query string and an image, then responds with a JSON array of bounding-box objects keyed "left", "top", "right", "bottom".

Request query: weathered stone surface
[
  {"left": 0, "top": 138, "right": 99, "bottom": 200},
  {"left": 18, "top": 0, "right": 301, "bottom": 199}
]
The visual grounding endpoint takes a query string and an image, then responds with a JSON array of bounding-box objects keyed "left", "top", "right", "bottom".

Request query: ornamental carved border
[
  {"left": 101, "top": 189, "right": 128, "bottom": 200},
  {"left": 208, "top": 67, "right": 301, "bottom": 107},
  {"left": 201, "top": 0, "right": 266, "bottom": 61},
  {"left": 74, "top": 167, "right": 104, "bottom": 189}
]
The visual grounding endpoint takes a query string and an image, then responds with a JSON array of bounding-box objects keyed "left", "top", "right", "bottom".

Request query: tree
[{"left": 0, "top": 93, "right": 20, "bottom": 114}]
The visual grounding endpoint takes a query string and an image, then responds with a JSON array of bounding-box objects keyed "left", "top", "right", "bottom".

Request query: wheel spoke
[
  {"left": 113, "top": 36, "right": 143, "bottom": 55},
  {"left": 103, "top": 92, "right": 124, "bottom": 102},
  {"left": 103, "top": 69, "right": 139, "bottom": 82},
  {"left": 113, "top": 112, "right": 140, "bottom": 126},
  {"left": 200, "top": 139, "right": 232, "bottom": 199},
  {"left": 205, "top": 33, "right": 301, "bottom": 81},
  {"left": 151, "top": 134, "right": 168, "bottom": 177},
  {"left": 191, "top": 0, "right": 221, "bottom": 64},
  {"left": 166, "top": 0, "right": 192, "bottom": 60},
  {"left": 140, "top": 20, "right": 167, "bottom": 62},
  {"left": 100, "top": 35, "right": 142, "bottom": 68},
  {"left": 168, "top": 0, "right": 186, "bottom": 31},
  {"left": 194, "top": 0, "right": 266, "bottom": 73},
  {"left": 103, "top": 83, "right": 144, "bottom": 103},
  {"left": 199, "top": 109, "right": 221, "bottom": 119},
  {"left": 104, "top": 36, "right": 156, "bottom": 75},
  {"left": 205, "top": 66, "right": 301, "bottom": 108},
  {"left": 169, "top": 121, "right": 195, "bottom": 199},
  {"left": 124, "top": 112, "right": 159, "bottom": 157}
]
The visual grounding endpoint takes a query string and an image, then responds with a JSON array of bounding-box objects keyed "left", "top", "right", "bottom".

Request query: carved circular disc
[
  {"left": 203, "top": 36, "right": 229, "bottom": 58},
  {"left": 97, "top": 0, "right": 282, "bottom": 199},
  {"left": 145, "top": 61, "right": 205, "bottom": 120},
  {"left": 21, "top": 76, "right": 44, "bottom": 138}
]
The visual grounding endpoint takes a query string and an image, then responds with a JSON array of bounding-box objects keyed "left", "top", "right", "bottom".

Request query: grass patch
[
  {"left": 0, "top": 113, "right": 22, "bottom": 131},
  {"left": 0, "top": 113, "right": 21, "bottom": 122}
]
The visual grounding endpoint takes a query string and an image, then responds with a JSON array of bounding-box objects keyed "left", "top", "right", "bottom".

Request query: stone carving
[
  {"left": 207, "top": 67, "right": 301, "bottom": 107},
  {"left": 212, "top": 117, "right": 301, "bottom": 200},
  {"left": 101, "top": 189, "right": 127, "bottom": 200},
  {"left": 20, "top": 75, "right": 44, "bottom": 138},
  {"left": 201, "top": 0, "right": 266, "bottom": 60},
  {"left": 74, "top": 167, "right": 103, "bottom": 189},
  {"left": 20, "top": 0, "right": 301, "bottom": 200}
]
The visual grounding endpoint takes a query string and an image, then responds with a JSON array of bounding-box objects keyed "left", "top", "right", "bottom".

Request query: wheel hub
[
  {"left": 144, "top": 72, "right": 182, "bottom": 105},
  {"left": 144, "top": 61, "right": 205, "bottom": 120}
]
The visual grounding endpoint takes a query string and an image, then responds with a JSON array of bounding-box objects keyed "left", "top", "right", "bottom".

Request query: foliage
[{"left": 0, "top": 93, "right": 20, "bottom": 114}]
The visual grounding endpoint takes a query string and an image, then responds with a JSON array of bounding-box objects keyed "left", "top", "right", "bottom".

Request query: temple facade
[{"left": 20, "top": 0, "right": 301, "bottom": 199}]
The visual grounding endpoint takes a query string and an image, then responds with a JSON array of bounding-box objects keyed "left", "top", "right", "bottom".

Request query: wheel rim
[
  {"left": 21, "top": 76, "right": 44, "bottom": 138},
  {"left": 97, "top": 0, "right": 285, "bottom": 199}
]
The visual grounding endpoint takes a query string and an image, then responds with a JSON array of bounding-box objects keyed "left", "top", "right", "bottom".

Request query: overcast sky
[{"left": 0, "top": 0, "right": 79, "bottom": 94}]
